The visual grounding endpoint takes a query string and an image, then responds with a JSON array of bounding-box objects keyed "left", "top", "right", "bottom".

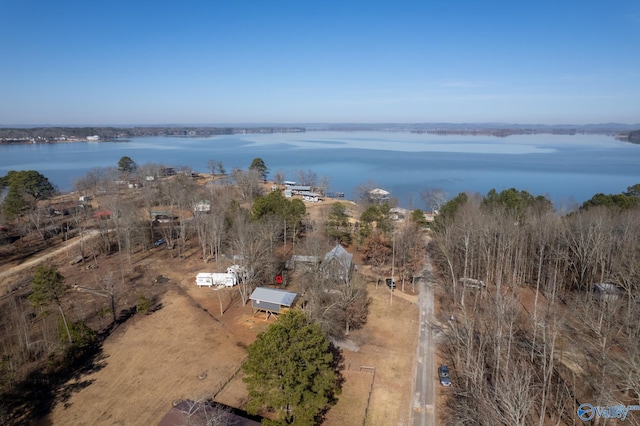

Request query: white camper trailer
[
  {"left": 195, "top": 265, "right": 248, "bottom": 288},
  {"left": 195, "top": 272, "right": 238, "bottom": 287}
]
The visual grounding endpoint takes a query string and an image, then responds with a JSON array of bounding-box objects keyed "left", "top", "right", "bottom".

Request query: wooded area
[{"left": 430, "top": 186, "right": 640, "bottom": 424}]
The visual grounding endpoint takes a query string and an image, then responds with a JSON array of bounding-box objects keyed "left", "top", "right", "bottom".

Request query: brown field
[{"left": 2, "top": 197, "right": 420, "bottom": 426}]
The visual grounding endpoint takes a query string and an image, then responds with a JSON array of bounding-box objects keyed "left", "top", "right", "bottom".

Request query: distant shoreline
[
  {"left": 0, "top": 124, "right": 638, "bottom": 145},
  {"left": 0, "top": 126, "right": 307, "bottom": 145}
]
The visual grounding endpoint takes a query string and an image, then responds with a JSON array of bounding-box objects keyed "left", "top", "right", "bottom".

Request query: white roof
[{"left": 369, "top": 188, "right": 390, "bottom": 196}]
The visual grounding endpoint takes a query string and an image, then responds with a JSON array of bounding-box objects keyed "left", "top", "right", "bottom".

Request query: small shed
[{"left": 249, "top": 287, "right": 297, "bottom": 318}]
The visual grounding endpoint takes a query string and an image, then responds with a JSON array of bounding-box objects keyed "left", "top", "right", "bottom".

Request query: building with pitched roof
[
  {"left": 322, "top": 244, "right": 354, "bottom": 282},
  {"left": 249, "top": 287, "right": 298, "bottom": 318}
]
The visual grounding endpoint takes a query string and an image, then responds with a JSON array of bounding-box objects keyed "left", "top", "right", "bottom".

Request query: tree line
[{"left": 429, "top": 185, "right": 640, "bottom": 424}]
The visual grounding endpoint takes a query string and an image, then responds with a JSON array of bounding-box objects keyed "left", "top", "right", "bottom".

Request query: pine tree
[
  {"left": 242, "top": 310, "right": 339, "bottom": 425},
  {"left": 28, "top": 266, "right": 72, "bottom": 344}
]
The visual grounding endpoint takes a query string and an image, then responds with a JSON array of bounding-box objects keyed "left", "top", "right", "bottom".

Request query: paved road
[{"left": 412, "top": 253, "right": 436, "bottom": 426}]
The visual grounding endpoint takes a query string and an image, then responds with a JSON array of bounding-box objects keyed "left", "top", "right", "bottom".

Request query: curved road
[
  {"left": 412, "top": 252, "right": 436, "bottom": 426},
  {"left": 0, "top": 230, "right": 100, "bottom": 283}
]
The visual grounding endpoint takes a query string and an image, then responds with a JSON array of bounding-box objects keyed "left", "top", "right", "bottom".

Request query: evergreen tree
[
  {"left": 411, "top": 209, "right": 428, "bottom": 227},
  {"left": 249, "top": 157, "right": 268, "bottom": 180},
  {"left": 325, "top": 202, "right": 351, "bottom": 244},
  {"left": 28, "top": 266, "right": 73, "bottom": 344},
  {"left": 242, "top": 310, "right": 339, "bottom": 425},
  {"left": 117, "top": 156, "right": 137, "bottom": 173},
  {"left": 1, "top": 170, "right": 56, "bottom": 218}
]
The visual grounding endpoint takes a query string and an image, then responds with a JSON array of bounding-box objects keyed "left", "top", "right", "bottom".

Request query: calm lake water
[{"left": 2, "top": 131, "right": 639, "bottom": 210}]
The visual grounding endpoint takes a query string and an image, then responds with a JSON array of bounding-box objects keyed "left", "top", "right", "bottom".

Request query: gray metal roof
[
  {"left": 285, "top": 185, "right": 312, "bottom": 191},
  {"left": 323, "top": 244, "right": 353, "bottom": 269},
  {"left": 249, "top": 287, "right": 297, "bottom": 307}
]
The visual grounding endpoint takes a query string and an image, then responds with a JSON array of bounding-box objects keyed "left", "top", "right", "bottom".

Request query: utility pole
[{"left": 390, "top": 232, "right": 395, "bottom": 305}]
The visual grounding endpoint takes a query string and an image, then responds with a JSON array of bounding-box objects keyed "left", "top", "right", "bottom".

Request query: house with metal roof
[
  {"left": 285, "top": 254, "right": 320, "bottom": 271},
  {"left": 285, "top": 185, "right": 312, "bottom": 194},
  {"left": 322, "top": 244, "right": 354, "bottom": 282},
  {"left": 249, "top": 287, "right": 298, "bottom": 318},
  {"left": 368, "top": 188, "right": 390, "bottom": 203}
]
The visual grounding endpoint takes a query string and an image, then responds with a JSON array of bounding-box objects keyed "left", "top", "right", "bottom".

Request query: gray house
[
  {"left": 322, "top": 244, "right": 354, "bottom": 282},
  {"left": 249, "top": 287, "right": 298, "bottom": 318}
]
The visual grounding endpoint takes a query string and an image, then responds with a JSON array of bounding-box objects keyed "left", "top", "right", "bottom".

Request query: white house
[{"left": 368, "top": 188, "right": 390, "bottom": 203}]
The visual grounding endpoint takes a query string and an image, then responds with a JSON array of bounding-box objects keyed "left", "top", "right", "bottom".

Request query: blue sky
[{"left": 1, "top": 0, "right": 639, "bottom": 125}]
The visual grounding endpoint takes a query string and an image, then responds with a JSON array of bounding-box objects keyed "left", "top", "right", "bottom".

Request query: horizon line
[{"left": 2, "top": 121, "right": 639, "bottom": 128}]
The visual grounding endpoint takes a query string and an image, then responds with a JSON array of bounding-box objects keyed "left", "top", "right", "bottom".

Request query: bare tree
[
  {"left": 229, "top": 210, "right": 276, "bottom": 305},
  {"left": 296, "top": 169, "right": 317, "bottom": 187},
  {"left": 162, "top": 174, "right": 199, "bottom": 258},
  {"left": 272, "top": 169, "right": 285, "bottom": 186},
  {"left": 231, "top": 168, "right": 263, "bottom": 202},
  {"left": 394, "top": 221, "right": 425, "bottom": 292},
  {"left": 338, "top": 273, "right": 370, "bottom": 336},
  {"left": 493, "top": 363, "right": 538, "bottom": 426},
  {"left": 420, "top": 187, "right": 449, "bottom": 212},
  {"left": 175, "top": 398, "right": 234, "bottom": 426},
  {"left": 360, "top": 231, "right": 391, "bottom": 288}
]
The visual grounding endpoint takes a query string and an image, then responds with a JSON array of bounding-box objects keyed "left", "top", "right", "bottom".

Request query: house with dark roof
[
  {"left": 249, "top": 287, "right": 298, "bottom": 319},
  {"left": 322, "top": 244, "right": 354, "bottom": 282}
]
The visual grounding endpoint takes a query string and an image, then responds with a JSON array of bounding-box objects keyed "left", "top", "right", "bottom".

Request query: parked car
[
  {"left": 154, "top": 238, "right": 165, "bottom": 246},
  {"left": 385, "top": 278, "right": 396, "bottom": 289},
  {"left": 438, "top": 365, "right": 451, "bottom": 386}
]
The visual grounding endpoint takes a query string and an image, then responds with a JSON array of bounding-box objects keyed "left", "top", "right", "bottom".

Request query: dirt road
[{"left": 0, "top": 230, "right": 99, "bottom": 282}]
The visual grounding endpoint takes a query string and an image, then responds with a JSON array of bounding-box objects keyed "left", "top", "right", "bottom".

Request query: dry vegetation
[
  {"left": 7, "top": 164, "right": 635, "bottom": 425},
  {"left": 0, "top": 169, "right": 422, "bottom": 426},
  {"left": 429, "top": 190, "right": 640, "bottom": 425}
]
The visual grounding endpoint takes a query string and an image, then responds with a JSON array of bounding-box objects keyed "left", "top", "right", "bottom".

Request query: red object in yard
[
  {"left": 93, "top": 209, "right": 111, "bottom": 220},
  {"left": 275, "top": 275, "right": 283, "bottom": 285}
]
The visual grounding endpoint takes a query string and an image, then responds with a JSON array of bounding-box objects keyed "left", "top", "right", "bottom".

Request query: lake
[{"left": 2, "top": 131, "right": 639, "bottom": 210}]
